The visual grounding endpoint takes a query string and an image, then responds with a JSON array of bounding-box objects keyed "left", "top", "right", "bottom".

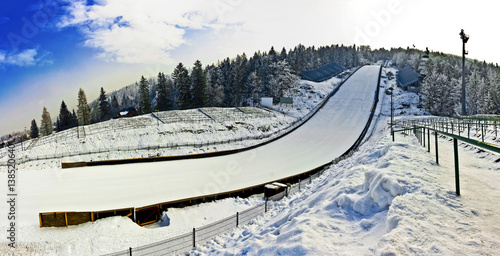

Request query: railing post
[
  {"left": 454, "top": 138, "right": 460, "bottom": 196},
  {"left": 427, "top": 128, "right": 430, "bottom": 152},
  {"left": 468, "top": 123, "right": 470, "bottom": 139},
  {"left": 423, "top": 128, "right": 426, "bottom": 147},
  {"left": 482, "top": 124, "right": 484, "bottom": 142},
  {"left": 193, "top": 227, "right": 197, "bottom": 248},
  {"left": 435, "top": 132, "right": 439, "bottom": 165}
]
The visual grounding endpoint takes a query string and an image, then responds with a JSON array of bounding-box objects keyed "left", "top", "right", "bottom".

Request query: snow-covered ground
[
  {"left": 194, "top": 76, "right": 500, "bottom": 255},
  {"left": 2, "top": 66, "right": 499, "bottom": 255},
  {"left": 0, "top": 75, "right": 340, "bottom": 171}
]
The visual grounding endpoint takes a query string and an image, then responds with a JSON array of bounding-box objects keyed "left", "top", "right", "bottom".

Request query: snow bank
[
  {"left": 195, "top": 113, "right": 500, "bottom": 255},
  {"left": 337, "top": 170, "right": 402, "bottom": 216}
]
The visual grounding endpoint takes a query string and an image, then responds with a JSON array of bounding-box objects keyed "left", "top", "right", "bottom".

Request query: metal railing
[{"left": 393, "top": 116, "right": 500, "bottom": 196}]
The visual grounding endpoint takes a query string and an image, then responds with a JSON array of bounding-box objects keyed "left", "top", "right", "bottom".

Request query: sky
[{"left": 1, "top": 0, "right": 499, "bottom": 136}]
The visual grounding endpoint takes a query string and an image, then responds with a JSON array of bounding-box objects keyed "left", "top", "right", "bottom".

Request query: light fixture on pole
[{"left": 459, "top": 29, "right": 469, "bottom": 116}]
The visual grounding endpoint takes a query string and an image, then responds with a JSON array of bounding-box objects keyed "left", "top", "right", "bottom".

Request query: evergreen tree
[
  {"left": 40, "top": 106, "right": 53, "bottom": 136},
  {"left": 246, "top": 71, "right": 262, "bottom": 106},
  {"left": 269, "top": 46, "right": 277, "bottom": 57},
  {"left": 58, "top": 100, "right": 72, "bottom": 131},
  {"left": 280, "top": 47, "right": 287, "bottom": 60},
  {"left": 139, "top": 76, "right": 152, "bottom": 114},
  {"left": 98, "top": 87, "right": 111, "bottom": 121},
  {"left": 191, "top": 60, "right": 207, "bottom": 108},
  {"left": 421, "top": 71, "right": 459, "bottom": 116},
  {"left": 56, "top": 117, "right": 61, "bottom": 132},
  {"left": 71, "top": 110, "right": 78, "bottom": 127},
  {"left": 173, "top": 63, "right": 191, "bottom": 109},
  {"left": 156, "top": 72, "right": 172, "bottom": 111},
  {"left": 206, "top": 66, "right": 225, "bottom": 107},
  {"left": 111, "top": 95, "right": 120, "bottom": 117},
  {"left": 30, "top": 119, "right": 39, "bottom": 139},
  {"left": 77, "top": 88, "right": 91, "bottom": 125}
]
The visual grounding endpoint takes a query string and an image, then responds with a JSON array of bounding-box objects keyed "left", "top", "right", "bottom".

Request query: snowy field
[
  {"left": 0, "top": 74, "right": 339, "bottom": 171},
  {"left": 2, "top": 65, "right": 499, "bottom": 255},
  {"left": 194, "top": 78, "right": 500, "bottom": 255}
]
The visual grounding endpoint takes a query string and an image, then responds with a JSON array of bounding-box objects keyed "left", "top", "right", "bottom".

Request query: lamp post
[{"left": 459, "top": 29, "right": 469, "bottom": 116}]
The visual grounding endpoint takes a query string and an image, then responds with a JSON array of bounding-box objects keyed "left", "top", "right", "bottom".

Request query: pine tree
[
  {"left": 71, "top": 110, "right": 78, "bottom": 127},
  {"left": 98, "top": 87, "right": 111, "bottom": 121},
  {"left": 156, "top": 72, "right": 172, "bottom": 111},
  {"left": 30, "top": 119, "right": 39, "bottom": 139},
  {"left": 58, "top": 100, "right": 72, "bottom": 131},
  {"left": 56, "top": 117, "right": 61, "bottom": 132},
  {"left": 139, "top": 76, "right": 152, "bottom": 114},
  {"left": 191, "top": 60, "right": 207, "bottom": 108},
  {"left": 173, "top": 63, "right": 191, "bottom": 109},
  {"left": 206, "top": 67, "right": 225, "bottom": 107},
  {"left": 40, "top": 106, "right": 53, "bottom": 136},
  {"left": 77, "top": 88, "right": 91, "bottom": 125},
  {"left": 111, "top": 95, "right": 120, "bottom": 117},
  {"left": 246, "top": 71, "right": 262, "bottom": 106}
]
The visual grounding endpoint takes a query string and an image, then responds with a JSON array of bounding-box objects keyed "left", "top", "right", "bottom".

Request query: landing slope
[{"left": 17, "top": 65, "right": 381, "bottom": 225}]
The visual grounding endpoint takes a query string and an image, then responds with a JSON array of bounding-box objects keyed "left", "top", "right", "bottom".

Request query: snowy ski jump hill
[{"left": 16, "top": 65, "right": 381, "bottom": 227}]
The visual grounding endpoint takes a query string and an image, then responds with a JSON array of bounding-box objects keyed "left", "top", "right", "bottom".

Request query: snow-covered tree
[
  {"left": 205, "top": 66, "right": 224, "bottom": 107},
  {"left": 421, "top": 71, "right": 459, "bottom": 116},
  {"left": 267, "top": 60, "right": 299, "bottom": 102}
]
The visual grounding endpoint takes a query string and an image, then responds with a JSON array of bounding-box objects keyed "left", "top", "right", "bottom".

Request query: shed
[
  {"left": 396, "top": 66, "right": 422, "bottom": 93},
  {"left": 119, "top": 107, "right": 138, "bottom": 118}
]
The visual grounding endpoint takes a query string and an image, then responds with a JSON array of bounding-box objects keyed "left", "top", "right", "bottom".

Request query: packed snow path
[{"left": 15, "top": 65, "right": 381, "bottom": 226}]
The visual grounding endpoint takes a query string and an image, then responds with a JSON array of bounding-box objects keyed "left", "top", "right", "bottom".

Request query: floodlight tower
[{"left": 459, "top": 29, "right": 469, "bottom": 116}]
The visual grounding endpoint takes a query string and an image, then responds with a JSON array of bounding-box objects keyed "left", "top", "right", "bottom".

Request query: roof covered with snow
[
  {"left": 300, "top": 62, "right": 345, "bottom": 82},
  {"left": 396, "top": 66, "right": 420, "bottom": 89}
]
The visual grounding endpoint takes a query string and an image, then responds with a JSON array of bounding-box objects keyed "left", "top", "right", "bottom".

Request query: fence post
[
  {"left": 468, "top": 123, "right": 470, "bottom": 139},
  {"left": 427, "top": 129, "right": 430, "bottom": 152},
  {"left": 236, "top": 212, "right": 239, "bottom": 227},
  {"left": 435, "top": 132, "right": 439, "bottom": 165},
  {"left": 265, "top": 198, "right": 268, "bottom": 213},
  {"left": 423, "top": 128, "right": 426, "bottom": 147},
  {"left": 298, "top": 179, "right": 301, "bottom": 191},
  {"left": 129, "top": 247, "right": 132, "bottom": 256},
  {"left": 454, "top": 138, "right": 460, "bottom": 196},
  {"left": 193, "top": 228, "right": 196, "bottom": 248},
  {"left": 482, "top": 124, "right": 485, "bottom": 142}
]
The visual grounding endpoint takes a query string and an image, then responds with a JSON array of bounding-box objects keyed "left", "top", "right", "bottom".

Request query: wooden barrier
[{"left": 39, "top": 208, "right": 134, "bottom": 228}]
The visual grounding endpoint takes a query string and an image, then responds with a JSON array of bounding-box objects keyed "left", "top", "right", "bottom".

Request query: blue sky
[{"left": 1, "top": 0, "right": 499, "bottom": 136}]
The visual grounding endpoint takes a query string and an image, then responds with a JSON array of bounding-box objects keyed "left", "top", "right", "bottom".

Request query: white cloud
[
  {"left": 58, "top": 0, "right": 234, "bottom": 64},
  {"left": 0, "top": 48, "right": 39, "bottom": 67}
]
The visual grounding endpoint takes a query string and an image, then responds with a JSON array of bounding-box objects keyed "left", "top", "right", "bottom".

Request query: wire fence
[
  {"left": 0, "top": 93, "right": 332, "bottom": 167},
  {"left": 102, "top": 169, "right": 324, "bottom": 256}
]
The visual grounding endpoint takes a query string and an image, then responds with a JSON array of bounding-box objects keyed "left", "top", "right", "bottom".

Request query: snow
[
  {"left": 1, "top": 65, "right": 499, "bottom": 255},
  {"left": 195, "top": 100, "right": 500, "bottom": 256},
  {"left": 0, "top": 76, "right": 340, "bottom": 171},
  {"left": 0, "top": 65, "right": 380, "bottom": 228}
]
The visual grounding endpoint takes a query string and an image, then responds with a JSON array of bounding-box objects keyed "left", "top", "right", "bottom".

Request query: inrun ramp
[{"left": 16, "top": 65, "right": 381, "bottom": 225}]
